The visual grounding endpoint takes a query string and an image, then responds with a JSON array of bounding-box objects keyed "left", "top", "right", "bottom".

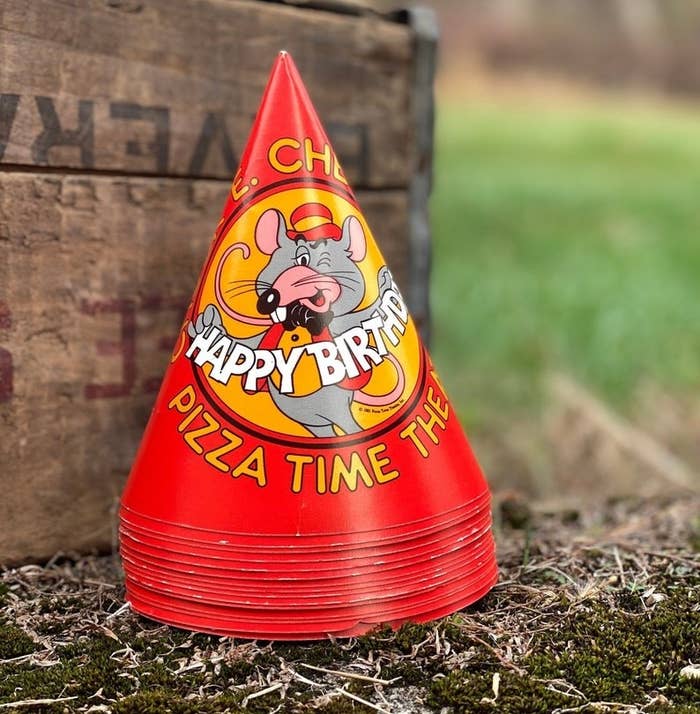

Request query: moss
[
  {"left": 428, "top": 587, "right": 699, "bottom": 713},
  {"left": 381, "top": 661, "right": 426, "bottom": 687},
  {"left": 215, "top": 659, "right": 256, "bottom": 682},
  {"left": 463, "top": 591, "right": 499, "bottom": 615},
  {"left": 0, "top": 661, "right": 77, "bottom": 703},
  {"left": 0, "top": 633, "right": 209, "bottom": 706},
  {"left": 429, "top": 670, "right": 572, "bottom": 714},
  {"left": 36, "top": 596, "right": 84, "bottom": 615},
  {"left": 112, "top": 690, "right": 245, "bottom": 714},
  {"left": 527, "top": 589, "right": 700, "bottom": 707},
  {"left": 275, "top": 641, "right": 348, "bottom": 667},
  {"left": 0, "top": 635, "right": 133, "bottom": 704},
  {"left": 0, "top": 623, "right": 36, "bottom": 659},
  {"left": 59, "top": 635, "right": 137, "bottom": 698},
  {"left": 345, "top": 679, "right": 375, "bottom": 699},
  {"left": 354, "top": 625, "right": 395, "bottom": 657},
  {"left": 0, "top": 583, "right": 9, "bottom": 607},
  {"left": 112, "top": 690, "right": 197, "bottom": 714},
  {"left": 36, "top": 619, "right": 70, "bottom": 637},
  {"left": 211, "top": 648, "right": 294, "bottom": 687},
  {"left": 112, "top": 687, "right": 361, "bottom": 714},
  {"left": 4, "top": 587, "right": 694, "bottom": 713},
  {"left": 393, "top": 622, "right": 432, "bottom": 654},
  {"left": 141, "top": 661, "right": 199, "bottom": 690}
]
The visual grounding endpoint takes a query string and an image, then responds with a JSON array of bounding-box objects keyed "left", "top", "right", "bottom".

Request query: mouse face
[{"left": 253, "top": 206, "right": 367, "bottom": 334}]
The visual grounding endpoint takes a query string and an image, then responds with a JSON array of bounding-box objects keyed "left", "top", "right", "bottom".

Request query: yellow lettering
[
  {"left": 304, "top": 138, "right": 331, "bottom": 175},
  {"left": 416, "top": 403, "right": 446, "bottom": 446},
  {"left": 269, "top": 137, "right": 302, "bottom": 173},
  {"left": 426, "top": 386, "right": 449, "bottom": 421},
  {"left": 168, "top": 385, "right": 196, "bottom": 413},
  {"left": 316, "top": 455, "right": 327, "bottom": 494},
  {"left": 287, "top": 453, "right": 314, "bottom": 493},
  {"left": 204, "top": 429, "right": 243, "bottom": 472},
  {"left": 177, "top": 404, "right": 203, "bottom": 433},
  {"left": 367, "top": 444, "right": 399, "bottom": 484},
  {"left": 183, "top": 411, "right": 220, "bottom": 454},
  {"left": 232, "top": 446, "right": 267, "bottom": 487},
  {"left": 333, "top": 156, "right": 348, "bottom": 185},
  {"left": 399, "top": 421, "right": 429, "bottom": 458},
  {"left": 231, "top": 171, "right": 249, "bottom": 200},
  {"left": 330, "top": 452, "right": 374, "bottom": 494}
]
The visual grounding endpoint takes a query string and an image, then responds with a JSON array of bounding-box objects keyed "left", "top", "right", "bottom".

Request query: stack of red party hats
[{"left": 119, "top": 52, "right": 497, "bottom": 640}]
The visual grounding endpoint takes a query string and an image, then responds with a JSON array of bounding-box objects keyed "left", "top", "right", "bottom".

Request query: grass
[{"left": 430, "top": 97, "right": 700, "bottom": 428}]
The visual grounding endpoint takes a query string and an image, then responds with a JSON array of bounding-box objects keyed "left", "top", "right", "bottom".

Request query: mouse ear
[
  {"left": 255, "top": 209, "right": 286, "bottom": 255},
  {"left": 341, "top": 215, "right": 367, "bottom": 262}
]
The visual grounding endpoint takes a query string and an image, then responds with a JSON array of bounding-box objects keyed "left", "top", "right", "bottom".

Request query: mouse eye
[{"left": 295, "top": 247, "right": 310, "bottom": 267}]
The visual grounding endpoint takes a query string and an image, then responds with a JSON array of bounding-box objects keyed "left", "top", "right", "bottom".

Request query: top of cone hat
[
  {"left": 245, "top": 52, "right": 337, "bottom": 171},
  {"left": 220, "top": 51, "right": 356, "bottom": 224},
  {"left": 121, "top": 51, "right": 494, "bottom": 540}
]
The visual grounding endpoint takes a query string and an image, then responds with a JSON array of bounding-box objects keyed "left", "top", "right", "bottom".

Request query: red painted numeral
[
  {"left": 0, "top": 302, "right": 12, "bottom": 403},
  {"left": 81, "top": 296, "right": 187, "bottom": 399}
]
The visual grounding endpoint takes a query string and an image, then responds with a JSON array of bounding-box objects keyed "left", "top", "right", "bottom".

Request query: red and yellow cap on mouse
[
  {"left": 286, "top": 203, "right": 343, "bottom": 242},
  {"left": 119, "top": 51, "right": 497, "bottom": 639}
]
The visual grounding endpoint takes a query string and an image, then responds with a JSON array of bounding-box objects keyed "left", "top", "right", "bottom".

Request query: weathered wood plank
[
  {"left": 0, "top": 172, "right": 410, "bottom": 562},
  {"left": 0, "top": 0, "right": 414, "bottom": 187}
]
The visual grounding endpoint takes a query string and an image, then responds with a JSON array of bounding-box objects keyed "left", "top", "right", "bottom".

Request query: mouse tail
[
  {"left": 353, "top": 354, "right": 405, "bottom": 406},
  {"left": 215, "top": 243, "right": 272, "bottom": 326}
]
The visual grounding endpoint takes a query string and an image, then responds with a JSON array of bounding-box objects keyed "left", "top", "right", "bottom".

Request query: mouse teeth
[{"left": 272, "top": 306, "right": 287, "bottom": 323}]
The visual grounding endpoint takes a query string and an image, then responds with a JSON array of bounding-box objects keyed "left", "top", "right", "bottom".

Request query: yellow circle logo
[{"left": 186, "top": 188, "right": 421, "bottom": 439}]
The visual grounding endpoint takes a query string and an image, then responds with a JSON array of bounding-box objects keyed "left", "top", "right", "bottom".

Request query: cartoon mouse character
[{"left": 189, "top": 202, "right": 404, "bottom": 437}]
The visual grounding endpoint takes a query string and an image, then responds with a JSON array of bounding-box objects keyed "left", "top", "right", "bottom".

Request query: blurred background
[{"left": 383, "top": 0, "right": 700, "bottom": 501}]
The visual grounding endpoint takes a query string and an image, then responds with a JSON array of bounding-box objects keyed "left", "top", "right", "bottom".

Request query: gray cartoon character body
[{"left": 189, "top": 204, "right": 404, "bottom": 437}]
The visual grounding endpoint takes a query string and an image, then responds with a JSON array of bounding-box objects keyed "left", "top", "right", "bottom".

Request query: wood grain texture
[
  {"left": 0, "top": 0, "right": 435, "bottom": 563},
  {"left": 0, "top": 172, "right": 410, "bottom": 562},
  {"left": 0, "top": 0, "right": 414, "bottom": 187}
]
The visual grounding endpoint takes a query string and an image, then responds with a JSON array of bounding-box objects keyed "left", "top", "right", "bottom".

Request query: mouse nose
[{"left": 257, "top": 288, "right": 280, "bottom": 315}]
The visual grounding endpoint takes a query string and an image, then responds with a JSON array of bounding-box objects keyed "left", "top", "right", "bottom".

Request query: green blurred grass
[{"left": 430, "top": 100, "right": 700, "bottom": 428}]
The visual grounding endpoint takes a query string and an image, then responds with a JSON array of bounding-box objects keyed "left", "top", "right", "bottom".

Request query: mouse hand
[
  {"left": 187, "top": 303, "right": 224, "bottom": 338},
  {"left": 377, "top": 266, "right": 393, "bottom": 296}
]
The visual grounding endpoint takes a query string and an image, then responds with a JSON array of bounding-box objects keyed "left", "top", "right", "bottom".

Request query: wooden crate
[{"left": 0, "top": 0, "right": 436, "bottom": 562}]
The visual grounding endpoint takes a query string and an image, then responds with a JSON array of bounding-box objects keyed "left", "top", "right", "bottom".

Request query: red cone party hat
[{"left": 120, "top": 52, "right": 497, "bottom": 639}]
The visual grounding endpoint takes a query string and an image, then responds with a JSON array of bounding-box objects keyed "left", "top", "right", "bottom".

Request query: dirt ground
[{"left": 1, "top": 494, "right": 698, "bottom": 713}]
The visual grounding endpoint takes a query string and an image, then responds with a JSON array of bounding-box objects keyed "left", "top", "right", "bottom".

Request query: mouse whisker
[
  {"left": 333, "top": 280, "right": 358, "bottom": 290},
  {"left": 329, "top": 270, "right": 363, "bottom": 276},
  {"left": 224, "top": 286, "right": 261, "bottom": 297},
  {"left": 293, "top": 276, "right": 361, "bottom": 289},
  {"left": 227, "top": 279, "right": 271, "bottom": 287},
  {"left": 226, "top": 282, "right": 260, "bottom": 290},
  {"left": 321, "top": 271, "right": 361, "bottom": 282},
  {"left": 291, "top": 276, "right": 341, "bottom": 288},
  {"left": 294, "top": 272, "right": 357, "bottom": 283}
]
